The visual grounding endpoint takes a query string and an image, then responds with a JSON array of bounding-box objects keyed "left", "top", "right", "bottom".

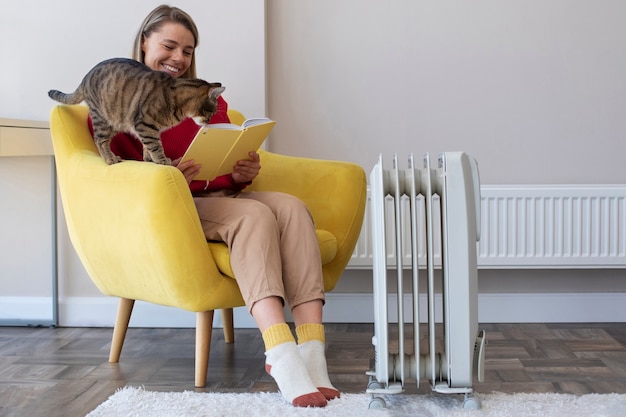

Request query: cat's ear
[{"left": 209, "top": 86, "right": 225, "bottom": 101}]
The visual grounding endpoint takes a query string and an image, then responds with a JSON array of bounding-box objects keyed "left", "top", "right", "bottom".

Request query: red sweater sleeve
[{"left": 89, "top": 96, "right": 248, "bottom": 194}]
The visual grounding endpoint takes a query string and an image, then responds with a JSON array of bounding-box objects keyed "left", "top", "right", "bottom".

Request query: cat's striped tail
[{"left": 48, "top": 89, "right": 84, "bottom": 104}]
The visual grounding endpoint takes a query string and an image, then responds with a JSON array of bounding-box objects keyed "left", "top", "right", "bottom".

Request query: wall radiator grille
[{"left": 349, "top": 185, "right": 626, "bottom": 269}]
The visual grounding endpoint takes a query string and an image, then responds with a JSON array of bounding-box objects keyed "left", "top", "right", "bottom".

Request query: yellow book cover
[{"left": 181, "top": 118, "right": 275, "bottom": 181}]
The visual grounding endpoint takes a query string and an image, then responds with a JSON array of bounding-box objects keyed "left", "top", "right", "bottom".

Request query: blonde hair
[{"left": 132, "top": 4, "right": 199, "bottom": 79}]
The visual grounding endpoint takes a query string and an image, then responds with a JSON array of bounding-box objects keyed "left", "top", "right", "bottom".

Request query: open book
[{"left": 181, "top": 118, "right": 276, "bottom": 181}]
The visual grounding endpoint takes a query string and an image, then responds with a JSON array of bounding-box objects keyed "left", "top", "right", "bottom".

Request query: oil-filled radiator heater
[{"left": 366, "top": 152, "right": 487, "bottom": 410}]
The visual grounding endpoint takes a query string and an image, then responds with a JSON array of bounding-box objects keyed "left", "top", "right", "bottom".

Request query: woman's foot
[
  {"left": 265, "top": 341, "right": 327, "bottom": 407},
  {"left": 296, "top": 323, "right": 341, "bottom": 401}
]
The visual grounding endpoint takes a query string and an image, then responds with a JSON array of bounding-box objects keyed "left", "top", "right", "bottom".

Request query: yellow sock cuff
[
  {"left": 262, "top": 323, "right": 295, "bottom": 350},
  {"left": 296, "top": 323, "right": 325, "bottom": 344}
]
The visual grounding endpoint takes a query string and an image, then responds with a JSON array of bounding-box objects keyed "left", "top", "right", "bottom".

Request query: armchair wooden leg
[
  {"left": 109, "top": 298, "right": 135, "bottom": 363},
  {"left": 195, "top": 310, "right": 215, "bottom": 388},
  {"left": 221, "top": 308, "right": 235, "bottom": 344}
]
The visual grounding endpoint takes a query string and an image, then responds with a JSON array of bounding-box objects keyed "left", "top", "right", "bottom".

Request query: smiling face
[{"left": 141, "top": 22, "right": 195, "bottom": 78}]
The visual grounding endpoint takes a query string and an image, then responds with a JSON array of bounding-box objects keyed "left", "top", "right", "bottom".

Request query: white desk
[
  {"left": 0, "top": 118, "right": 52, "bottom": 156},
  {"left": 0, "top": 118, "right": 58, "bottom": 326}
]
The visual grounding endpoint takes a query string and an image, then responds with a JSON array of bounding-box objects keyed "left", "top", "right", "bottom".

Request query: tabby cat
[{"left": 48, "top": 57, "right": 225, "bottom": 165}]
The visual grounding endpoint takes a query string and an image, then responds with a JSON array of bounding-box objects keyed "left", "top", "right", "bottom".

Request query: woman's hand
[
  {"left": 231, "top": 151, "right": 261, "bottom": 184},
  {"left": 173, "top": 157, "right": 201, "bottom": 185}
]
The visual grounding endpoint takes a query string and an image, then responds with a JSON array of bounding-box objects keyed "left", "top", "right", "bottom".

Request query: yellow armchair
[{"left": 49, "top": 104, "right": 366, "bottom": 387}]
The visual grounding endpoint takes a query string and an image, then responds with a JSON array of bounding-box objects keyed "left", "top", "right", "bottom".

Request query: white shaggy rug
[{"left": 86, "top": 387, "right": 626, "bottom": 417}]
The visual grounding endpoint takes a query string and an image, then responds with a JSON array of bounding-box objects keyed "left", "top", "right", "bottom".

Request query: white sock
[
  {"left": 298, "top": 339, "right": 341, "bottom": 400},
  {"left": 265, "top": 341, "right": 327, "bottom": 407}
]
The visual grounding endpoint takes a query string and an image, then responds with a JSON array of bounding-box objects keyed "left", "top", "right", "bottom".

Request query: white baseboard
[
  {"left": 2, "top": 292, "right": 625, "bottom": 328},
  {"left": 0, "top": 296, "right": 56, "bottom": 325},
  {"left": 323, "top": 292, "right": 626, "bottom": 324}
]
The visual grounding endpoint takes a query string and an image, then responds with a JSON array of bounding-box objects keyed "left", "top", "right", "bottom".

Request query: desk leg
[{"left": 51, "top": 156, "right": 59, "bottom": 327}]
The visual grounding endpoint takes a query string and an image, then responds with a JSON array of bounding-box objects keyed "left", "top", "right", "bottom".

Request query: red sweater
[{"left": 90, "top": 96, "right": 247, "bottom": 194}]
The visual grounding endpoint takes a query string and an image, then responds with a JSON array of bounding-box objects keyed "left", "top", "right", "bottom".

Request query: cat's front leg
[
  {"left": 143, "top": 145, "right": 172, "bottom": 165},
  {"left": 143, "top": 148, "right": 151, "bottom": 162}
]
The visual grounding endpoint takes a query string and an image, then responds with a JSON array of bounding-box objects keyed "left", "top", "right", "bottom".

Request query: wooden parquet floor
[{"left": 1, "top": 322, "right": 626, "bottom": 416}]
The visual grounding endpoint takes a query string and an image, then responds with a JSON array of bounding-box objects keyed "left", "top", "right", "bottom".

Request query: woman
[{"left": 111, "top": 5, "right": 338, "bottom": 408}]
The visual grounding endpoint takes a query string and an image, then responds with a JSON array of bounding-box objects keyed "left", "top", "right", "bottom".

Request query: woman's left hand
[
  {"left": 172, "top": 157, "right": 202, "bottom": 185},
  {"left": 231, "top": 151, "right": 261, "bottom": 184}
]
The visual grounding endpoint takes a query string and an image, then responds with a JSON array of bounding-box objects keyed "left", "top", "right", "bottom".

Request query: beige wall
[{"left": 266, "top": 0, "right": 626, "bottom": 185}]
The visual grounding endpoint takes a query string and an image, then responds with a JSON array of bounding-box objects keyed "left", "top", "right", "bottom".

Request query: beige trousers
[{"left": 193, "top": 190, "right": 325, "bottom": 312}]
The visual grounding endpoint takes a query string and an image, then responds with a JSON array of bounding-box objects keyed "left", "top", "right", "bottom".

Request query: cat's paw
[
  {"left": 155, "top": 157, "right": 172, "bottom": 166},
  {"left": 105, "top": 155, "right": 123, "bottom": 165},
  {"left": 144, "top": 153, "right": 171, "bottom": 165}
]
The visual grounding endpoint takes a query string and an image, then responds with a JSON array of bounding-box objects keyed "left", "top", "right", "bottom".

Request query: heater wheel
[
  {"left": 463, "top": 395, "right": 481, "bottom": 410},
  {"left": 368, "top": 397, "right": 386, "bottom": 409}
]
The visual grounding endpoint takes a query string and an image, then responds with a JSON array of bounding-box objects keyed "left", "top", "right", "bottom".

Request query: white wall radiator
[
  {"left": 366, "top": 153, "right": 486, "bottom": 410},
  {"left": 349, "top": 184, "right": 626, "bottom": 270}
]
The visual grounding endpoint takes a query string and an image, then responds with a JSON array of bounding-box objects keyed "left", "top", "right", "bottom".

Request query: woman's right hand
[{"left": 173, "top": 157, "right": 202, "bottom": 185}]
